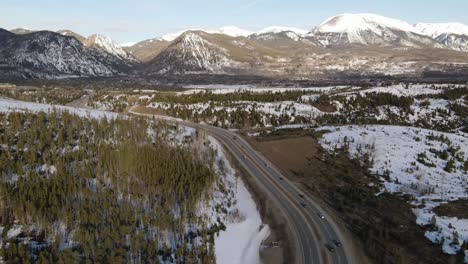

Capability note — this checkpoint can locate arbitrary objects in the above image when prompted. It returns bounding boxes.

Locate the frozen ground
[318,125,468,258]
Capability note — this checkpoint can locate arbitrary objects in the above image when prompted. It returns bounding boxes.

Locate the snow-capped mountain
[146,30,284,74]
[161,26,253,41]
[57,29,86,43]
[3,12,468,80]
[256,26,308,36]
[249,29,320,51]
[147,31,240,73]
[0,29,133,79]
[415,23,468,38]
[311,13,442,48]
[415,23,468,52]
[249,26,312,43]
[84,34,139,64]
[435,33,468,52]
[217,26,253,37]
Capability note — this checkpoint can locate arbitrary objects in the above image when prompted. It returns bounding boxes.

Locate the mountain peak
[84,34,137,62]
[256,26,308,36]
[314,13,418,35]
[217,26,253,37]
[415,22,468,38]
[310,13,442,48]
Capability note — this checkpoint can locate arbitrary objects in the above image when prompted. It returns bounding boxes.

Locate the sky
[2,0,468,43]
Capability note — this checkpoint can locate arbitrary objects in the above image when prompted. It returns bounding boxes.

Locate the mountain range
[2,13,468,81]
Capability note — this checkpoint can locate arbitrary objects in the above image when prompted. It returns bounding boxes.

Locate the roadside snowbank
[208,136,270,264]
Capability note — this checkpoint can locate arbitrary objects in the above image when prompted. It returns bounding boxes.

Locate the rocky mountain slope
[3,13,468,80]
[145,31,283,74]
[309,13,443,49]
[0,29,135,79]
[416,23,468,52]
[249,27,321,51]
[435,33,468,52]
[83,34,139,64]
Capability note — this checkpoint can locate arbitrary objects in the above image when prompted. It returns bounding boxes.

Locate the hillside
[0,29,135,79]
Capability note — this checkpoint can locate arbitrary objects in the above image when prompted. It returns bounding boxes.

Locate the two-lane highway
[129,107,354,264]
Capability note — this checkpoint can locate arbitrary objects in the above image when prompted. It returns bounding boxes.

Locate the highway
[130,108,355,264]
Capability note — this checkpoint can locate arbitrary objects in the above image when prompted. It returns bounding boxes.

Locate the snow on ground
[180,85,351,95]
[127,106,270,263]
[208,136,270,264]
[359,84,446,96]
[0,98,269,263]
[150,100,332,123]
[318,125,468,257]
[0,97,120,119]
[335,84,464,98]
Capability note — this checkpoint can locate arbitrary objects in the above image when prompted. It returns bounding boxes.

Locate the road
[129,107,355,264]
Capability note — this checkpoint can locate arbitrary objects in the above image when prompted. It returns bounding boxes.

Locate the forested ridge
[0,111,222,263]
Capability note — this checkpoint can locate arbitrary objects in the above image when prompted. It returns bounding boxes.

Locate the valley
[0,81,466,263]
[2,4,468,263]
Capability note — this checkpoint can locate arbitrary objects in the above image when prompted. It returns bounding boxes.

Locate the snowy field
[181,83,462,96]
[318,125,468,257]
[0,97,120,119]
[334,83,465,97]
[149,100,333,127]
[179,84,352,95]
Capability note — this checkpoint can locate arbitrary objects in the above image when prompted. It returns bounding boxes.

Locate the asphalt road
[129,108,355,264]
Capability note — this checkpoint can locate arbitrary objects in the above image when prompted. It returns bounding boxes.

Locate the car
[300,202,307,208]
[279,177,283,180]
[317,212,325,219]
[298,194,305,198]
[233,136,237,140]
[264,162,269,167]
[332,239,342,247]
[325,244,335,252]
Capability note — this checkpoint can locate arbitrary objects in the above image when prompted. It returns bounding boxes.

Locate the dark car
[298,194,305,198]
[279,177,283,180]
[332,239,342,247]
[300,202,307,208]
[325,244,335,252]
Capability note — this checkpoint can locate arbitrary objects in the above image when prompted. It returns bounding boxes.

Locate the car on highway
[232,136,237,140]
[264,162,269,167]
[325,244,335,253]
[279,177,283,180]
[298,194,305,198]
[332,239,342,247]
[317,212,325,219]
[300,202,307,208]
